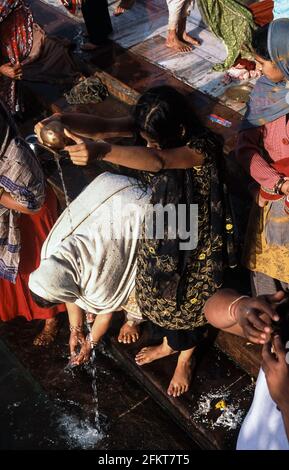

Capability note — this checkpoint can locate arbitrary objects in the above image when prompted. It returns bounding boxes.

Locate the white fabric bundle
[29,172,151,314]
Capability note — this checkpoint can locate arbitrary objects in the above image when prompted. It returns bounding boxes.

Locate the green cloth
[197,0,255,71]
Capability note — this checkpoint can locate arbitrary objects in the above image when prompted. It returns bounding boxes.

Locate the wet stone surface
[0,318,197,450]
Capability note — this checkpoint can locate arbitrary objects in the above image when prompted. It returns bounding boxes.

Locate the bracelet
[69,325,83,333]
[274,176,288,195]
[228,295,250,322]
[86,332,98,348]
[259,187,283,201]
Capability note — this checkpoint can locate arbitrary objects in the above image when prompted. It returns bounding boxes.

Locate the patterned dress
[136,133,235,330]
[197,0,255,70]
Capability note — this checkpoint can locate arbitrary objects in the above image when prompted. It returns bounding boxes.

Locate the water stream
[54,152,102,434]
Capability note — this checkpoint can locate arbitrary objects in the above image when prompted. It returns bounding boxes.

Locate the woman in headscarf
[0,100,64,345]
[29,171,151,364]
[60,0,112,50]
[0,0,82,113]
[35,86,235,396]
[236,19,289,307]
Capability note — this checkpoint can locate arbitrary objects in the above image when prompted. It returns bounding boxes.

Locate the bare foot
[135,337,176,365]
[33,317,58,347]
[166,31,192,53]
[167,356,195,398]
[118,321,140,344]
[114,0,135,16]
[182,32,200,47]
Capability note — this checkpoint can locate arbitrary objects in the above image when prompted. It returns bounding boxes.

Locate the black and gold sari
[136,132,235,330]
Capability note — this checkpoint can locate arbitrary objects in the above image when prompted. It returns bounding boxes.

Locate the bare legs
[166,10,200,52]
[135,336,196,397]
[118,320,140,344]
[167,347,195,397]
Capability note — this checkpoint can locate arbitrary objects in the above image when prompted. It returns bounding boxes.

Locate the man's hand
[262,335,289,410]
[0,62,22,80]
[233,291,284,344]
[34,113,62,144]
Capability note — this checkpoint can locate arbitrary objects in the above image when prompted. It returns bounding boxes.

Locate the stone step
[108,320,255,450]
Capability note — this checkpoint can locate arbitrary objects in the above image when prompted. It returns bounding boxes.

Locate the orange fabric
[249,0,274,27]
[0,184,65,321]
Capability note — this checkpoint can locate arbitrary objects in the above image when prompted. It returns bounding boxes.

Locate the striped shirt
[236,115,289,189]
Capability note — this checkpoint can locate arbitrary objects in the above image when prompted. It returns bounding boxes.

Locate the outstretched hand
[234,291,284,344]
[64,129,100,166]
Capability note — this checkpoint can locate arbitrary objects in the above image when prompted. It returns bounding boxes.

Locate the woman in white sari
[29,171,151,365]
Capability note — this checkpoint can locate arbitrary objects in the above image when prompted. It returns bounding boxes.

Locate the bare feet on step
[166,34,192,52]
[33,317,58,347]
[118,321,140,344]
[167,355,196,398]
[135,337,176,365]
[166,30,192,52]
[182,32,200,47]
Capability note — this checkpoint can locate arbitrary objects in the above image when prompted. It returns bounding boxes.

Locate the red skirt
[0,185,65,321]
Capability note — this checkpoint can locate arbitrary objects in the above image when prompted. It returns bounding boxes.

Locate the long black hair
[252,24,271,61]
[133,85,218,150]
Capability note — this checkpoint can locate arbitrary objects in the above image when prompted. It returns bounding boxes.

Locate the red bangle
[259,187,283,201]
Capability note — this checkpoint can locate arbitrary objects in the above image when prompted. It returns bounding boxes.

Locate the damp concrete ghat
[1,0,267,450]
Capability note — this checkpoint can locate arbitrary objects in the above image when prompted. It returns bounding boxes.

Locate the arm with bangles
[237,128,289,203]
[205,288,289,442]
[204,288,283,344]
[70,312,113,366]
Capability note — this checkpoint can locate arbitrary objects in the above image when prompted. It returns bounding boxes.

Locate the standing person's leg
[166,0,199,51]
[118,289,144,344]
[135,326,201,396]
[166,329,199,397]
[167,346,196,397]
[81,0,112,50]
[178,0,200,46]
